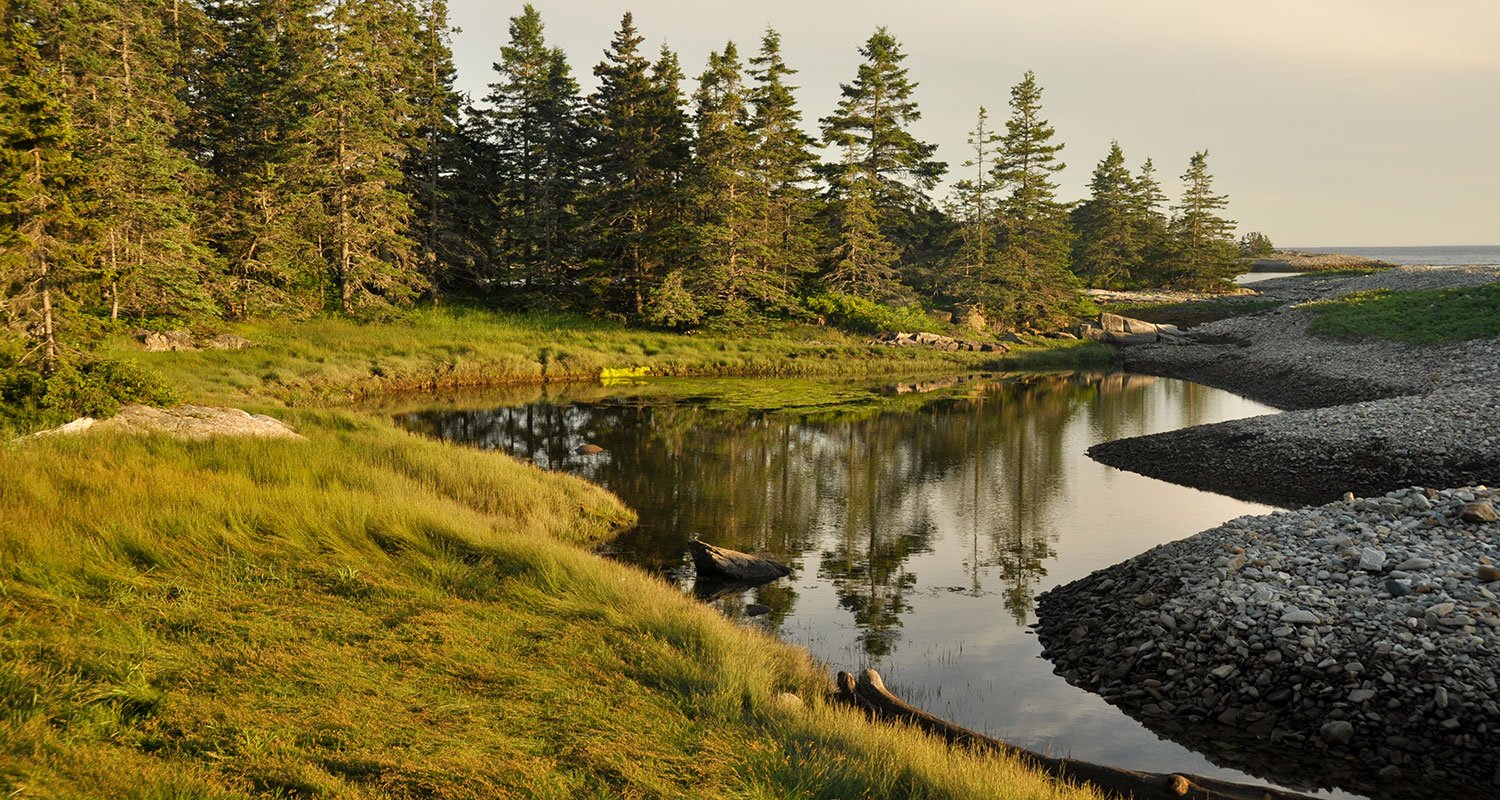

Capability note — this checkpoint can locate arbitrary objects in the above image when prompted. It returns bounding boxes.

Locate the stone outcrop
[27,405,304,441]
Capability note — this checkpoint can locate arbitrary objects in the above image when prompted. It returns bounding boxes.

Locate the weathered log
[836,668,1314,800]
[688,540,791,581]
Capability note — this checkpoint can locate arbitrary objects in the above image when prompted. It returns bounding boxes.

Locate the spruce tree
[1131,157,1170,284]
[586,15,690,318]
[947,106,1000,299]
[0,6,81,371]
[1070,141,1142,288]
[404,0,465,291]
[487,4,584,293]
[64,0,217,322]
[819,27,944,290]
[679,42,769,324]
[1164,150,1238,290]
[824,145,900,300]
[316,0,427,313]
[196,0,327,317]
[988,70,1078,328]
[746,28,819,302]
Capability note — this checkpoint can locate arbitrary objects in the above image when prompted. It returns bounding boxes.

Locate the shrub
[803,293,943,335]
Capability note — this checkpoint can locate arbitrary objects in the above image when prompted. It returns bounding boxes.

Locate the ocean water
[1290,245,1500,266]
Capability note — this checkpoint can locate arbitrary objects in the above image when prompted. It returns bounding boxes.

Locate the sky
[447,1,1500,247]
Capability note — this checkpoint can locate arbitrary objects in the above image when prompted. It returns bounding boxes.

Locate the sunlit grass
[1307,284,1500,344]
[1,408,1101,799]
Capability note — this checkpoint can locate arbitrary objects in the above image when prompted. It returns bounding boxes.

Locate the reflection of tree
[395,371,1200,656]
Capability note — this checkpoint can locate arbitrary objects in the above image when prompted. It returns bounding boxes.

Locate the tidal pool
[394,372,1359,797]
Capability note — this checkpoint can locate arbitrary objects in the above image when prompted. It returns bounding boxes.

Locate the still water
[394,373,1354,795]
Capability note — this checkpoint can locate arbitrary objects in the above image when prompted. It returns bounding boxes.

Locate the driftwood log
[836,669,1316,800]
[688,540,791,581]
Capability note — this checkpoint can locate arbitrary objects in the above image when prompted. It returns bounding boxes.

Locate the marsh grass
[99,308,1021,408]
[1307,284,1500,344]
[1,405,1101,799]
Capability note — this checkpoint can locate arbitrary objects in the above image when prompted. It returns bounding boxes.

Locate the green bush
[0,351,177,433]
[803,293,943,335]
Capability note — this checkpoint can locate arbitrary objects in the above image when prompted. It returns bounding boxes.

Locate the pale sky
[448,1,1500,247]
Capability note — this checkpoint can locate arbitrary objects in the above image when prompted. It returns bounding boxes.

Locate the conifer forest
[2,1,1250,382]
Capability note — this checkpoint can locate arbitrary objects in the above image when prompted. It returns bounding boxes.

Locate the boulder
[27,405,303,441]
[1098,313,1164,345]
[140,330,196,352]
[688,540,791,582]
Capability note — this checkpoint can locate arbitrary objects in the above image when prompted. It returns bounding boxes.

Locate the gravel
[1092,265,1500,506]
[1036,486,1500,799]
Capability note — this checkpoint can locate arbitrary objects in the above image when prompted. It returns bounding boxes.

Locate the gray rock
[1320,720,1355,745]
[1281,609,1321,625]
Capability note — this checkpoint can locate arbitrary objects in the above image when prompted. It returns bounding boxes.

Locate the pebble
[1036,485,1500,795]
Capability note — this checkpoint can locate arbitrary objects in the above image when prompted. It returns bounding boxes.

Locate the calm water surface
[395,373,1358,797]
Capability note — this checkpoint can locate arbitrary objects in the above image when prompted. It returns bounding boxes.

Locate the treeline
[2,1,1251,375]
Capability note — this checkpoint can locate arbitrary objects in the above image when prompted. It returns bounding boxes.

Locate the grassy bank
[101,308,1108,408]
[2,313,1111,798]
[1308,284,1500,344]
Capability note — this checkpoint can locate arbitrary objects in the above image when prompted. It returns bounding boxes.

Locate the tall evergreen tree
[678,42,776,324]
[746,28,819,301]
[1070,141,1142,288]
[1164,150,1238,290]
[987,70,1077,328]
[64,0,217,322]
[946,106,1000,298]
[315,0,427,312]
[0,5,82,371]
[487,4,584,293]
[819,28,944,211]
[196,0,326,317]
[585,15,690,318]
[1130,156,1170,284]
[403,0,465,291]
[819,27,944,288]
[824,144,900,300]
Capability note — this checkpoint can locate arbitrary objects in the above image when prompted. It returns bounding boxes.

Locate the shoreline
[1036,264,1500,797]
[1088,265,1500,507]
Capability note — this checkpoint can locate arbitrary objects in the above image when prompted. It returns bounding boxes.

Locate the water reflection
[395,372,1350,795]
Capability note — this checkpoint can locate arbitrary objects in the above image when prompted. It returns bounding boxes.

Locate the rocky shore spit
[1092,265,1500,506]
[1037,487,1500,798]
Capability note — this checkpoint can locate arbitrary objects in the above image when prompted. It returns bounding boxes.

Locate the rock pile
[1080,313,1186,345]
[871,331,1005,352]
[139,330,255,352]
[1037,486,1500,795]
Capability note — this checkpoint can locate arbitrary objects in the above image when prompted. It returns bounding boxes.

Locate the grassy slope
[3,314,1106,799]
[1307,284,1500,344]
[103,308,1107,407]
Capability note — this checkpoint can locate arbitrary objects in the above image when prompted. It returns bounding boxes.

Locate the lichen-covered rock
[27,405,304,441]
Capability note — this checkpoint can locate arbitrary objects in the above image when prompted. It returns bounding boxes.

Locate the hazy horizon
[448,1,1500,248]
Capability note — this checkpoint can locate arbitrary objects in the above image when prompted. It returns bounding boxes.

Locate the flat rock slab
[28,405,304,441]
[688,540,790,582]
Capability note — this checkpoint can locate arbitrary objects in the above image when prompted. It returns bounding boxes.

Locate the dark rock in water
[745,603,771,617]
[689,540,790,582]
[575,443,605,455]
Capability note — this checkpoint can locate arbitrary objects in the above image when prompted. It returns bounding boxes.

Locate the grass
[1307,284,1500,344]
[97,307,1107,408]
[0,311,1112,798]
[1099,297,1283,328]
